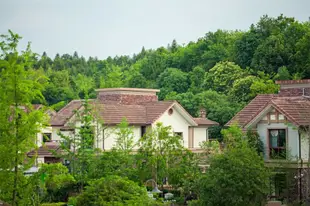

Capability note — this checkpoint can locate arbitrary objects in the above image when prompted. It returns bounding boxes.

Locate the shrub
[74,176,160,206]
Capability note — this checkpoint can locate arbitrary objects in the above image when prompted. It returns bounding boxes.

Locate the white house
[227,79,310,200]
[31,88,218,163]
[227,79,310,163]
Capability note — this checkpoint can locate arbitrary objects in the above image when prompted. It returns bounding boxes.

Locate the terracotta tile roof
[271,97,310,126]
[227,94,310,128]
[142,101,175,124]
[97,103,147,125]
[28,142,61,157]
[50,100,84,126]
[193,118,219,126]
[51,100,175,126]
[226,94,275,127]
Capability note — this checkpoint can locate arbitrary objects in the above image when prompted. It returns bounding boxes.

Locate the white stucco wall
[37,157,45,165]
[193,127,208,148]
[36,127,53,147]
[155,106,191,148]
[100,126,142,150]
[51,105,195,150]
[256,123,300,160]
[301,133,309,160]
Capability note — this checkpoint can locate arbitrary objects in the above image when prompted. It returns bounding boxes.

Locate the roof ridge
[148,101,175,124]
[226,94,275,127]
[56,100,82,114]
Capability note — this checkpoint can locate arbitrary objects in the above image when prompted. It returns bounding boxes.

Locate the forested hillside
[30,15,310,138]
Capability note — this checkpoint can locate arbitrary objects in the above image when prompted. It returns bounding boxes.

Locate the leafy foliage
[199,126,270,206]
[73,176,158,206]
[0,30,48,206]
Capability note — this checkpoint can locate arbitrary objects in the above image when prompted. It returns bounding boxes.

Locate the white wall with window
[256,123,299,160]
[156,106,191,148]
[37,126,52,147]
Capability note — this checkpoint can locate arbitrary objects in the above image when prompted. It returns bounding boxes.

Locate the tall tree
[0,30,47,205]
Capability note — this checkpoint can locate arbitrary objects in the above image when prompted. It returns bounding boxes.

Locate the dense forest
[30,15,310,138]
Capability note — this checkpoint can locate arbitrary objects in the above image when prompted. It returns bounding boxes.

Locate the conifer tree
[0,30,47,205]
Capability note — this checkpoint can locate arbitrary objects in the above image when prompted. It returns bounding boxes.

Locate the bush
[73,176,160,206]
[199,145,270,206]
[40,203,66,206]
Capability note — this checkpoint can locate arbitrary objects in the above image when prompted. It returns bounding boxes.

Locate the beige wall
[193,127,208,148]
[155,105,191,148]
[256,122,300,160]
[36,126,53,147]
[99,126,142,150]
[47,105,202,150]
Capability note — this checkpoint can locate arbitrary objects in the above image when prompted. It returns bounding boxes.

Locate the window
[174,132,183,137]
[168,108,173,115]
[269,129,286,159]
[141,126,146,137]
[43,133,52,143]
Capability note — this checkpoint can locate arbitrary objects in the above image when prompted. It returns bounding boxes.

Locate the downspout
[299,130,303,202]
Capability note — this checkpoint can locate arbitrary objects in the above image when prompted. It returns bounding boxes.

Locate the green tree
[73,176,158,206]
[137,123,193,189]
[189,66,205,93]
[113,118,135,153]
[73,73,95,98]
[275,66,291,80]
[30,163,75,203]
[157,68,189,99]
[0,30,48,206]
[250,72,279,97]
[204,61,246,93]
[199,126,270,206]
[88,149,139,182]
[58,97,100,191]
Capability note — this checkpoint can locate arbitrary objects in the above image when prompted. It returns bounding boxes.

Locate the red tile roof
[51,100,176,126]
[193,118,219,126]
[227,94,310,128]
[271,97,310,126]
[28,142,61,157]
[50,100,84,126]
[51,99,218,127]
[226,94,275,127]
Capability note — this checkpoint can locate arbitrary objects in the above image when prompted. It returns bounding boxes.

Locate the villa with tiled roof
[227,79,310,162]
[32,88,218,164]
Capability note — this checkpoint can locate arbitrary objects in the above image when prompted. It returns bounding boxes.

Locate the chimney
[276,79,310,97]
[96,88,160,105]
[200,108,206,118]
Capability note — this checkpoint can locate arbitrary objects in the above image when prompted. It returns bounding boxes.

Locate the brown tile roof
[28,142,61,157]
[227,94,310,128]
[271,97,310,126]
[50,100,84,126]
[226,94,275,127]
[97,103,147,125]
[193,118,219,126]
[142,101,175,124]
[51,100,176,126]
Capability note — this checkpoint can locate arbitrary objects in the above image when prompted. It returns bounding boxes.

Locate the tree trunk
[12,126,19,206]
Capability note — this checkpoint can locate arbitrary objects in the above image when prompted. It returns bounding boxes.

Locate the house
[227,79,310,162]
[33,88,218,163]
[227,79,310,201]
